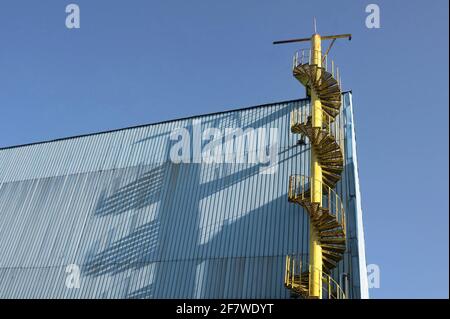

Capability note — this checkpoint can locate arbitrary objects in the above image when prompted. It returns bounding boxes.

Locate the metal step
[320,237,346,244]
[321,244,346,253]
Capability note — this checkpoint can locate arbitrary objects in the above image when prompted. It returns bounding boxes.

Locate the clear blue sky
[0,0,448,298]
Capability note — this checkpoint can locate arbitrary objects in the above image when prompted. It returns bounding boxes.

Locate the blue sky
[0,0,448,298]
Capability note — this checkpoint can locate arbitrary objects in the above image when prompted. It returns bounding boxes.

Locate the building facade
[0,92,368,298]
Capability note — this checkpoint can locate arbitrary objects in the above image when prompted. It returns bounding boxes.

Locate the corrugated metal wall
[0,93,366,298]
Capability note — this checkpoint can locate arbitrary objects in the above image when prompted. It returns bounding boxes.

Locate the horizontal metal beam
[321,34,352,41]
[273,37,311,45]
[273,34,351,45]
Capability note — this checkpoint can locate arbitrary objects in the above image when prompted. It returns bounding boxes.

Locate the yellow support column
[309,33,323,299]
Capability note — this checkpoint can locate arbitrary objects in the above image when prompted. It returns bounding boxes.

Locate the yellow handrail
[293,49,341,84]
[288,175,346,234]
[284,255,347,299]
[290,104,345,153]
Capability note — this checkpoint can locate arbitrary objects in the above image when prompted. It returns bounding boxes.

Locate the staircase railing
[285,255,347,299]
[290,103,345,153]
[288,175,346,236]
[293,49,342,86]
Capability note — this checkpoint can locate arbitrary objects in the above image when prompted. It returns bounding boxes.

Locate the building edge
[345,92,369,298]
[0,92,353,151]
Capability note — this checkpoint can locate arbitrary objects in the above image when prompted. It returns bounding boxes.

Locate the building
[0,91,368,299]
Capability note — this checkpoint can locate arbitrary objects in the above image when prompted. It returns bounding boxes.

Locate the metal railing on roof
[293,49,342,87]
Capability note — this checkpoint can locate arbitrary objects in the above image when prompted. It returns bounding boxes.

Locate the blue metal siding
[0,94,366,298]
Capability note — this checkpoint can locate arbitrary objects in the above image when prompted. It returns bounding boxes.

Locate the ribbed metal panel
[0,94,366,298]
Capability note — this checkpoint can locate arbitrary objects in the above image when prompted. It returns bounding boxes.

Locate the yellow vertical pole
[285,256,288,285]
[309,33,323,299]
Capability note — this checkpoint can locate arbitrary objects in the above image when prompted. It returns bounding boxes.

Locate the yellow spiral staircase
[281,33,350,299]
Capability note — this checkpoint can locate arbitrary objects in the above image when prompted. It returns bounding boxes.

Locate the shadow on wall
[94,165,165,217]
[82,104,315,298]
[83,220,160,276]
[83,163,303,298]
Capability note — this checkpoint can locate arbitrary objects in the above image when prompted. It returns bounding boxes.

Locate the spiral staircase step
[322,244,346,253]
[322,250,342,261]
[318,222,341,232]
[322,170,342,180]
[320,237,346,244]
[319,230,346,237]
[322,167,344,175]
[323,256,338,269]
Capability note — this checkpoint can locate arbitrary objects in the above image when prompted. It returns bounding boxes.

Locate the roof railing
[293,49,342,87]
